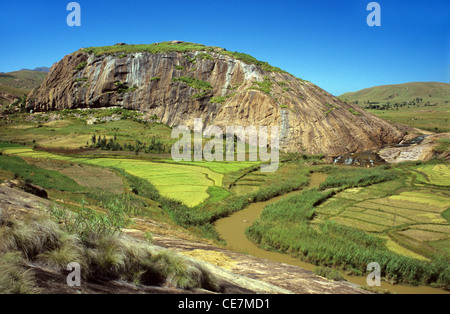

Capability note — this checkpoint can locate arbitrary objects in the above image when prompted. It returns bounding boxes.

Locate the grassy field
[0,154,84,193]
[0,110,262,206]
[339,82,450,132]
[366,106,450,133]
[0,141,304,240]
[0,145,254,207]
[340,82,450,106]
[25,158,125,194]
[0,112,176,150]
[0,70,47,89]
[1,142,449,289]
[0,84,29,106]
[1,109,449,290]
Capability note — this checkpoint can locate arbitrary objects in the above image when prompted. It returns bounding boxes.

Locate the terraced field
[0,146,256,207]
[227,162,311,195]
[315,165,450,260]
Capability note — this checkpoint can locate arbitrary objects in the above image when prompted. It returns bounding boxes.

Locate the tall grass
[0,252,40,294]
[319,166,398,190]
[48,199,127,243]
[0,209,221,293]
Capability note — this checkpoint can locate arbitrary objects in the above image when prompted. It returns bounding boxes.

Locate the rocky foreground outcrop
[0,184,368,294]
[378,133,450,163]
[27,42,404,155]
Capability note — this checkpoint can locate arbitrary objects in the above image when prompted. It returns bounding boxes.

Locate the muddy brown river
[215,172,448,294]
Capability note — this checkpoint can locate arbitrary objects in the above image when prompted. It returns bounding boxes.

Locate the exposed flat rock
[378,133,450,163]
[150,233,369,294]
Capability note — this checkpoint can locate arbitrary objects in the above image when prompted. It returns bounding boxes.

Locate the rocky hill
[26,42,404,156]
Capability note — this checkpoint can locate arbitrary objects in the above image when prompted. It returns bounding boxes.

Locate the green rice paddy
[0,145,256,207]
[315,166,450,260]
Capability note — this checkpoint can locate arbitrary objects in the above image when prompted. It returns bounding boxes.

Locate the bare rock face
[1,179,48,199]
[27,46,405,155]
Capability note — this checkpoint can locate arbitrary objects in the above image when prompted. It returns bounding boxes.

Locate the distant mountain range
[20,67,50,73]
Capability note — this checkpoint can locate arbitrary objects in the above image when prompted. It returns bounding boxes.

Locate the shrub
[348,108,361,116]
[76,62,87,71]
[82,42,288,74]
[38,233,84,271]
[146,250,219,290]
[172,76,212,91]
[191,91,210,100]
[183,55,196,63]
[48,199,127,242]
[209,96,226,104]
[209,92,236,104]
[196,53,213,61]
[221,51,287,73]
[114,82,138,94]
[248,76,273,95]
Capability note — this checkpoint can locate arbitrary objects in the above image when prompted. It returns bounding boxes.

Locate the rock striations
[26,42,405,156]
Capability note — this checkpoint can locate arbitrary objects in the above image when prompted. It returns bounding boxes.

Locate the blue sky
[0,0,448,95]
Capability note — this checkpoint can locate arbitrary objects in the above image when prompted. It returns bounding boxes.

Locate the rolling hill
[340,82,450,106]
[340,82,450,132]
[0,69,48,106]
[0,69,48,89]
